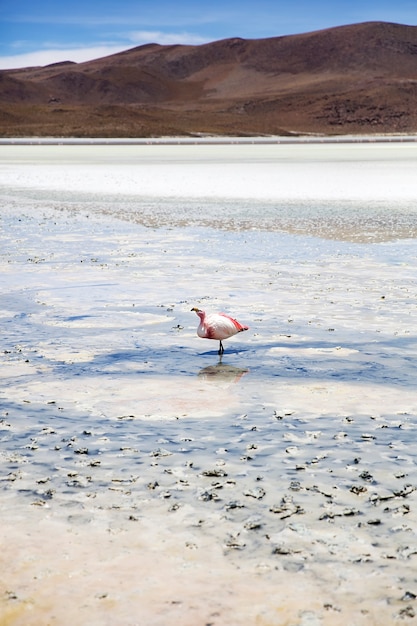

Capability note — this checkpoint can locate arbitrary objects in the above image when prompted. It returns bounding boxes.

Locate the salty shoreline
[1,133,417,145]
[1,143,417,624]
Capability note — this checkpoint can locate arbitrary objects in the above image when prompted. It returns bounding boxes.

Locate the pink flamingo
[191,307,249,355]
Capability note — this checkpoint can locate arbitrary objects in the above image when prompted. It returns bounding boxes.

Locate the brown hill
[1,21,417,137]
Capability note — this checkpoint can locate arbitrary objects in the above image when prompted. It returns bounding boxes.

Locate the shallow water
[1,143,417,625]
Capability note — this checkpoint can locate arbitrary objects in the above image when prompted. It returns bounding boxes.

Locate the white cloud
[0,46,130,70]
[0,31,211,70]
[127,30,209,46]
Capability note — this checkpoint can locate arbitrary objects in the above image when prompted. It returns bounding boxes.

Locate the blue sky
[1,0,416,70]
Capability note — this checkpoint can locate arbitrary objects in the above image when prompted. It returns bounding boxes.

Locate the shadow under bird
[191,307,249,355]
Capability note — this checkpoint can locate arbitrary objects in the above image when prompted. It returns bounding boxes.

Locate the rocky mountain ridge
[1,21,417,136]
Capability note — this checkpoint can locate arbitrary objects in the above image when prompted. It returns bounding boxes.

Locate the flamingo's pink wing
[219,313,249,332]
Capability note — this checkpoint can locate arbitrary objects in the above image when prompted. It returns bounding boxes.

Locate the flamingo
[191,307,249,355]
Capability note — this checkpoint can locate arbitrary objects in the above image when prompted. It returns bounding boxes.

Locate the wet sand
[1,143,417,625]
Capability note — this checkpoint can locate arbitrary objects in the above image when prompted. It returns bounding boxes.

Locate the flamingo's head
[191,307,205,320]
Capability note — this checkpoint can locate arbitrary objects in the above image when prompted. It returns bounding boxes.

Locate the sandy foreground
[1,142,417,625]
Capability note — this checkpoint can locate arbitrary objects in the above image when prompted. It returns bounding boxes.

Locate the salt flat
[1,142,417,625]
